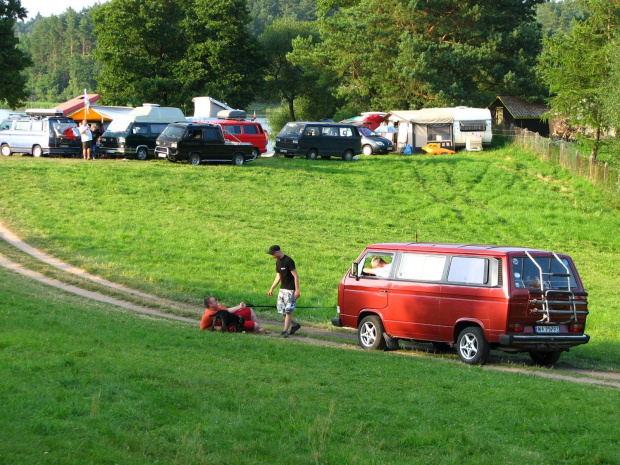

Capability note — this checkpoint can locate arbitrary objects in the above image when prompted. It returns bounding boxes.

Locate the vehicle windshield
[280,122,305,135]
[105,118,132,133]
[511,256,578,290]
[159,125,185,140]
[358,127,375,136]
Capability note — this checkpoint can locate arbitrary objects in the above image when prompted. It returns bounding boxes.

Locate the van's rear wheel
[457,326,490,365]
[342,149,354,161]
[529,350,561,367]
[189,153,201,165]
[32,145,43,157]
[251,147,259,158]
[1,144,12,157]
[232,153,245,166]
[307,149,318,160]
[136,147,148,160]
[358,315,387,350]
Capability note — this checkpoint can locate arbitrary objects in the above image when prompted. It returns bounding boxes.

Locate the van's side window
[447,257,488,285]
[203,127,219,141]
[133,125,148,134]
[150,124,168,134]
[339,127,353,137]
[397,253,446,281]
[225,125,242,135]
[244,125,259,134]
[359,253,394,278]
[305,126,320,137]
[321,127,336,137]
[31,121,44,132]
[15,121,30,131]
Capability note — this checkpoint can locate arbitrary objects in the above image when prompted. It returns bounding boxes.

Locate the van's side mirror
[350,262,359,278]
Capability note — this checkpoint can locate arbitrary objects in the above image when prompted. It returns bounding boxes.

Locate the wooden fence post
[589,157,595,182]
[604,162,609,185]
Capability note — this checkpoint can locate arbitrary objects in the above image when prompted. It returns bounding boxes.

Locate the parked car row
[1,106,397,165]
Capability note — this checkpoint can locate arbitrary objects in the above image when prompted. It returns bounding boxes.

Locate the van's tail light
[508,323,524,332]
[569,323,584,333]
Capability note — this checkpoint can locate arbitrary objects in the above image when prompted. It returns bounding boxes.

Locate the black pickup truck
[155,122,256,165]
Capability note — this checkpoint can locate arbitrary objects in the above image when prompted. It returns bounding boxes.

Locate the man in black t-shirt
[267,245,301,337]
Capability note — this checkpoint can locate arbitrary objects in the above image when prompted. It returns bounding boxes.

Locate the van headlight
[170,143,177,148]
[118,137,125,145]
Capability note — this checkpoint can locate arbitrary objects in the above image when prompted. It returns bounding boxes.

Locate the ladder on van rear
[524,251,589,324]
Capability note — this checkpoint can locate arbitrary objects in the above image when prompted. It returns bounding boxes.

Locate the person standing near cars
[267,245,301,338]
[79,119,92,160]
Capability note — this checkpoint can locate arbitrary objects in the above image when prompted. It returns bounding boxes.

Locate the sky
[20,0,111,20]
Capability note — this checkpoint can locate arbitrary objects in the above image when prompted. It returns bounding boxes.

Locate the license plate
[535,325,560,334]
[280,149,287,153]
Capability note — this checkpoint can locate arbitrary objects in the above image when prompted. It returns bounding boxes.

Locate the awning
[68,105,134,122]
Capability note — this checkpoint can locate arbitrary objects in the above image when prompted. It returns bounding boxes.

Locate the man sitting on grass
[200,296,270,334]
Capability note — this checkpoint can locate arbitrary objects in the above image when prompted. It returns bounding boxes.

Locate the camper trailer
[385,107,492,153]
[99,104,185,160]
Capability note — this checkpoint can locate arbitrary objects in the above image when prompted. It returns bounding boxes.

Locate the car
[357,126,394,155]
[155,122,256,165]
[274,121,362,161]
[0,109,81,157]
[421,143,456,154]
[333,242,590,365]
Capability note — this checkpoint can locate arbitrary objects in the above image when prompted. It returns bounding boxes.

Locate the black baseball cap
[267,245,281,255]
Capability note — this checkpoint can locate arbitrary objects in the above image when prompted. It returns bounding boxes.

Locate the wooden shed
[487,96,550,136]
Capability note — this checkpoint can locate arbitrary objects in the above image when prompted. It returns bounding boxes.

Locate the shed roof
[488,96,549,119]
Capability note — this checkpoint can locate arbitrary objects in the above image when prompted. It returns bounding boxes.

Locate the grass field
[1,266,619,465]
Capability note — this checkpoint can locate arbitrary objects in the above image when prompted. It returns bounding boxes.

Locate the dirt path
[1,220,618,389]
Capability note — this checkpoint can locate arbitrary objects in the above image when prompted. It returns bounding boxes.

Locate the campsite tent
[385,107,492,152]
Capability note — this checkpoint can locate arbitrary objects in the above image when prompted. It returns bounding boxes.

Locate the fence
[494,128,620,192]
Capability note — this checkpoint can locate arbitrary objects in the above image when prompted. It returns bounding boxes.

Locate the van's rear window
[511,256,578,290]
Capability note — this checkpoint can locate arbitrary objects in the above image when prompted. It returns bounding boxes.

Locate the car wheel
[189,153,201,165]
[362,145,373,156]
[529,350,562,367]
[457,326,490,365]
[136,147,148,160]
[342,149,354,161]
[1,144,12,157]
[251,147,259,158]
[32,145,43,157]
[232,153,245,166]
[358,315,387,350]
[307,149,318,160]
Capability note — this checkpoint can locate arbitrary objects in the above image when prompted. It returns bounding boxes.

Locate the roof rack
[25,109,64,117]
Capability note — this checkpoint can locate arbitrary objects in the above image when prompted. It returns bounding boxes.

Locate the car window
[15,121,31,131]
[339,127,354,137]
[203,127,219,141]
[133,125,148,134]
[243,125,259,135]
[397,253,446,281]
[303,126,320,136]
[224,125,242,135]
[149,124,168,134]
[321,126,337,136]
[31,120,44,132]
[187,129,203,139]
[447,257,488,285]
[160,125,185,139]
[511,256,577,290]
[359,252,394,279]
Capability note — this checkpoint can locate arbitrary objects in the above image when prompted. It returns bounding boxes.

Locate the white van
[99,104,185,160]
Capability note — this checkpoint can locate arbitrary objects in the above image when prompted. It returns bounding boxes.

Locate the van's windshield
[106,118,132,133]
[280,122,305,135]
[511,256,578,290]
[159,125,185,140]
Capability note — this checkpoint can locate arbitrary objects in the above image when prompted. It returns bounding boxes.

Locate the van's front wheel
[136,147,148,160]
[307,149,318,160]
[1,144,12,157]
[358,315,387,350]
[457,326,490,365]
[189,153,201,165]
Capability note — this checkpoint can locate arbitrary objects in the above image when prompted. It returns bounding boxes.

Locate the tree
[95,0,265,110]
[0,0,31,107]
[292,0,545,113]
[259,18,319,120]
[538,0,620,159]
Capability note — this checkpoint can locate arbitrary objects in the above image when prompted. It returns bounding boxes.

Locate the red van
[216,119,268,157]
[333,243,590,365]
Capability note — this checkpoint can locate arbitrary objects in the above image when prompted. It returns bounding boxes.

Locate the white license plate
[280,149,287,153]
[535,325,560,334]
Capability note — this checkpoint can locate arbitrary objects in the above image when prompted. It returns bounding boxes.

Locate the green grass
[1,266,619,465]
[0,148,619,370]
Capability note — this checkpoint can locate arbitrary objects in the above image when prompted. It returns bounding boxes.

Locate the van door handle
[380,289,388,293]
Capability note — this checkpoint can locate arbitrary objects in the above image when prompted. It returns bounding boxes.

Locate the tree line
[1,0,619,152]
